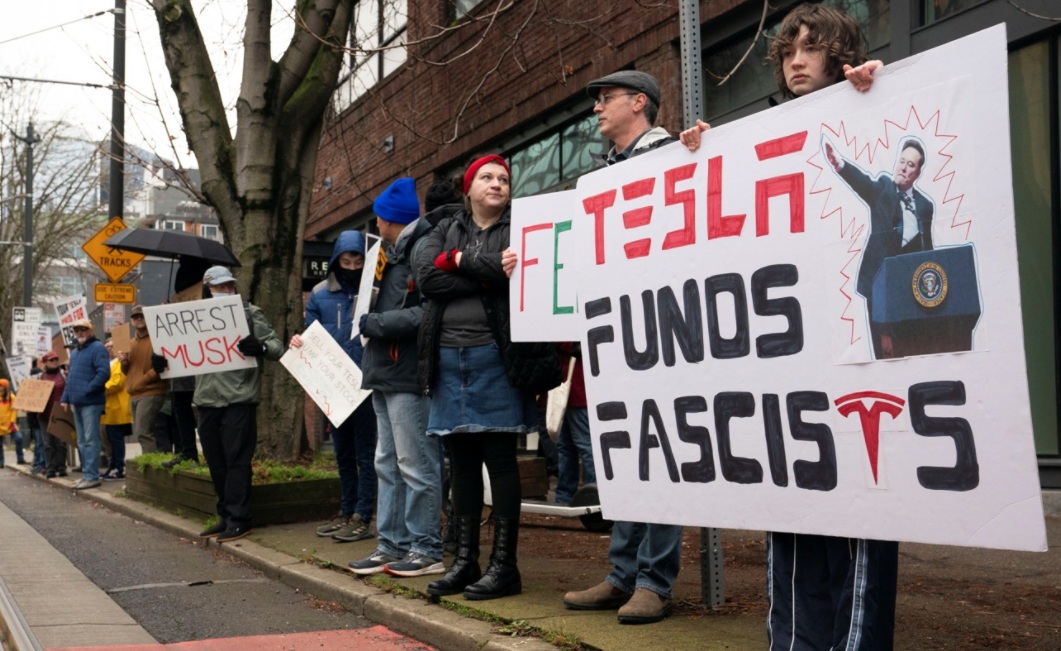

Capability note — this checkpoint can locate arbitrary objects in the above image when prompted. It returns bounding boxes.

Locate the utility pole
[12,123,41,307]
[108,0,126,220]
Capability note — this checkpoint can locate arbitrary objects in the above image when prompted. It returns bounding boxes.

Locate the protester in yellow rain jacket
[101,339,132,480]
[0,378,23,468]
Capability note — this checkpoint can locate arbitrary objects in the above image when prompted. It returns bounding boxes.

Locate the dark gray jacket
[360,217,434,393]
[415,208,511,394]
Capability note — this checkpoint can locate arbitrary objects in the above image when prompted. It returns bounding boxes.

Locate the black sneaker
[347,550,402,575]
[199,521,227,538]
[216,526,252,543]
[103,469,125,481]
[383,552,445,577]
[332,514,372,542]
[315,514,347,537]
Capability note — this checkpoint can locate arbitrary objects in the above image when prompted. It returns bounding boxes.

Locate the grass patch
[133,452,339,484]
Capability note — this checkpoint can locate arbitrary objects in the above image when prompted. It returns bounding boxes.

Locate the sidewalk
[0,481,156,650]
[4,460,1060,651]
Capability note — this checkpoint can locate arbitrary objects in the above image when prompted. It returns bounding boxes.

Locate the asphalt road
[0,472,372,645]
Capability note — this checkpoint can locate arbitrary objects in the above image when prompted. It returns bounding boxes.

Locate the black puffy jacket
[415,208,512,394]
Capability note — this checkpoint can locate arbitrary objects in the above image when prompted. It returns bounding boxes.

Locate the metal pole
[108,0,126,220]
[679,0,725,609]
[22,123,36,308]
[679,0,704,128]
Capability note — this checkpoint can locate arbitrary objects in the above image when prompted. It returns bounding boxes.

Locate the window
[921,0,981,25]
[58,276,84,297]
[333,1,408,113]
[452,0,487,21]
[1008,37,1059,455]
[508,114,603,198]
[160,220,185,231]
[200,224,219,241]
[702,0,889,122]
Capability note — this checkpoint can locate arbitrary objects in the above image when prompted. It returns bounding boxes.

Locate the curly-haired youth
[767,3,868,99]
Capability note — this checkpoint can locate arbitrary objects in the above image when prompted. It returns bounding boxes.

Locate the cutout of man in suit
[826,138,934,357]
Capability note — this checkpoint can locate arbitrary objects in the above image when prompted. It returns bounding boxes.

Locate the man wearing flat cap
[60,318,110,489]
[188,266,284,543]
[121,304,169,455]
[562,69,683,625]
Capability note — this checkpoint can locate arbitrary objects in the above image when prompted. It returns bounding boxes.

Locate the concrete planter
[125,464,341,525]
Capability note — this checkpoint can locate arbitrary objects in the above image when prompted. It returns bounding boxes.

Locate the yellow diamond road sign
[95,283,136,304]
[82,217,145,282]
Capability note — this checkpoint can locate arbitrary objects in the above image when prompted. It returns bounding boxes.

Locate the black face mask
[335,267,363,288]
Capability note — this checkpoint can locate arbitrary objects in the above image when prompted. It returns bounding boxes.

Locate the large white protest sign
[54,295,87,347]
[510,191,582,342]
[353,234,382,343]
[4,356,31,392]
[282,320,371,427]
[143,295,257,379]
[513,26,1045,552]
[12,307,42,357]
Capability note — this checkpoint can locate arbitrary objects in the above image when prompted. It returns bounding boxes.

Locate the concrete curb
[17,467,557,651]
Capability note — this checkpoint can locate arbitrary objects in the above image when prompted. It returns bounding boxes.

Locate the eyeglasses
[594,92,638,107]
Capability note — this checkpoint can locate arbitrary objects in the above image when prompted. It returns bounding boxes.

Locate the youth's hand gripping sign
[143,295,257,379]
[511,26,1046,552]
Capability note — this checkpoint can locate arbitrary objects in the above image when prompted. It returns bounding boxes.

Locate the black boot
[427,516,481,596]
[463,517,521,601]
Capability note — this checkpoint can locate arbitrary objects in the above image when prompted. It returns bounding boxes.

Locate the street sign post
[94,283,136,304]
[82,217,145,282]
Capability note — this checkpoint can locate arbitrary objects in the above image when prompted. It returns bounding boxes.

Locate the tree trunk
[151,0,352,460]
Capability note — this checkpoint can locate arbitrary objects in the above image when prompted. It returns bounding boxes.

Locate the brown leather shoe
[563,580,631,610]
[616,588,673,624]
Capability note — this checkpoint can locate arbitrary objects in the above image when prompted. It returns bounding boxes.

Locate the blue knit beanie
[373,177,420,225]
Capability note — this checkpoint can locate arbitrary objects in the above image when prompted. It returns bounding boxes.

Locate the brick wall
[308,0,745,238]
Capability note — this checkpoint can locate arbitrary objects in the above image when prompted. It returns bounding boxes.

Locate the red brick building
[308,0,1061,480]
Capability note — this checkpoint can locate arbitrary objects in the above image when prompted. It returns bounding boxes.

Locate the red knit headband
[463,154,510,194]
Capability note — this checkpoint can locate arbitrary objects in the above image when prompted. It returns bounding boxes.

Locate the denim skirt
[428,343,536,436]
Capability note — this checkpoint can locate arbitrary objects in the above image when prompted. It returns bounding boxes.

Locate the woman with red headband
[416,154,560,601]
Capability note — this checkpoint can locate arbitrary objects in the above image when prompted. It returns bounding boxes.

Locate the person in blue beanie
[347,177,446,578]
[292,230,379,543]
[60,319,110,490]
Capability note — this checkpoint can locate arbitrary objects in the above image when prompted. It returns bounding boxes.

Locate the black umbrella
[103,227,241,267]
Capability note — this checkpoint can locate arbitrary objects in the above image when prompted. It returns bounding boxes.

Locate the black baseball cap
[586,70,661,106]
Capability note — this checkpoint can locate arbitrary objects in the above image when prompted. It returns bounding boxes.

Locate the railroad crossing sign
[82,217,145,282]
[94,283,136,304]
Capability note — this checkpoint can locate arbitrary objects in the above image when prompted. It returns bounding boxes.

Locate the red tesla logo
[834,391,906,484]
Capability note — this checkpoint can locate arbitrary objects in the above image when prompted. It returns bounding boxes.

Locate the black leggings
[446,432,521,521]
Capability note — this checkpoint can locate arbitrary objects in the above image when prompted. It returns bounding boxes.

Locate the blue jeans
[105,423,131,475]
[333,399,377,521]
[72,403,104,481]
[373,391,442,559]
[554,407,595,505]
[607,521,683,599]
[29,419,45,470]
[0,430,17,465]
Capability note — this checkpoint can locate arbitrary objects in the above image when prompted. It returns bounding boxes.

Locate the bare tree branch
[1006,0,1061,21]
[712,0,770,86]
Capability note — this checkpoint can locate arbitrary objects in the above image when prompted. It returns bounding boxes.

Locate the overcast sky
[0,1,292,169]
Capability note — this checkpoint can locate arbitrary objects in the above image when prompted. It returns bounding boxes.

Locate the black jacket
[360,217,435,393]
[415,208,512,394]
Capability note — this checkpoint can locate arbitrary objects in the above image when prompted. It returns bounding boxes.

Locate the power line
[0,9,116,47]
[0,74,114,90]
